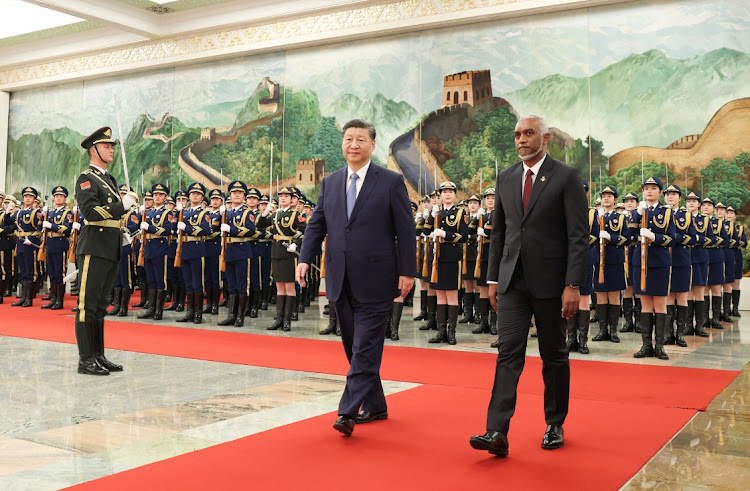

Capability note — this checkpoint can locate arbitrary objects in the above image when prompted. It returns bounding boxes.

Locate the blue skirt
[734,249,744,279]
[691,262,708,288]
[670,265,691,293]
[707,260,724,286]
[431,261,461,291]
[724,257,735,283]
[634,266,670,297]
[595,263,626,292]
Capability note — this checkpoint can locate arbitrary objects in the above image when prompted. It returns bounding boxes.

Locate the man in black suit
[297,119,416,436]
[469,115,588,456]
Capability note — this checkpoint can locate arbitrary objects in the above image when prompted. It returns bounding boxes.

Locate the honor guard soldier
[726,205,745,316]
[218,180,256,327]
[460,194,481,325]
[663,184,695,346]
[165,191,187,312]
[137,183,174,321]
[629,177,675,360]
[291,188,310,317]
[715,202,735,323]
[175,182,211,324]
[12,187,43,307]
[41,186,74,310]
[257,186,304,331]
[74,127,138,375]
[412,195,431,322]
[425,181,470,345]
[419,191,440,332]
[686,192,711,337]
[476,188,497,342]
[593,185,628,344]
[257,194,274,311]
[702,197,727,329]
[108,184,139,317]
[132,190,153,309]
[243,187,263,318]
[202,188,224,315]
[620,192,640,333]
[1,194,17,302]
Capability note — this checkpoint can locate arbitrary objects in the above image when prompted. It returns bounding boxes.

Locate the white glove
[431,204,440,217]
[599,230,611,241]
[43,220,52,229]
[72,222,81,231]
[220,223,231,233]
[121,192,137,210]
[696,235,700,243]
[262,208,271,217]
[176,203,184,212]
[139,204,146,214]
[219,205,226,214]
[42,206,48,214]
[478,207,485,215]
[177,221,186,231]
[72,206,78,214]
[477,227,487,237]
[640,228,655,241]
[140,221,150,231]
[286,243,297,253]
[433,229,447,238]
[637,200,648,214]
[24,238,32,246]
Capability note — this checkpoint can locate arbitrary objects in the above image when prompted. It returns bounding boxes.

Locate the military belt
[18,231,42,237]
[85,219,121,229]
[273,234,295,241]
[182,236,205,242]
[48,232,67,238]
[145,234,168,240]
[227,237,252,243]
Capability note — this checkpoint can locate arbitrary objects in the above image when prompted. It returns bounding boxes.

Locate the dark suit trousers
[334,274,392,417]
[486,260,570,433]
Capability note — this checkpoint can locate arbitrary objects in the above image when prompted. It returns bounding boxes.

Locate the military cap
[118,184,130,193]
[726,205,736,212]
[664,184,682,196]
[3,195,12,203]
[278,186,294,196]
[303,201,313,208]
[582,180,589,192]
[422,195,431,203]
[224,194,231,202]
[166,195,175,204]
[685,191,701,201]
[259,194,270,204]
[290,187,302,198]
[246,187,261,199]
[715,201,727,209]
[228,180,247,194]
[208,188,223,200]
[22,186,38,198]
[271,198,279,206]
[623,192,638,201]
[410,201,418,211]
[152,183,170,195]
[701,197,715,206]
[600,185,618,198]
[438,181,457,191]
[143,190,154,200]
[81,126,117,149]
[615,202,625,210]
[187,182,207,196]
[483,187,496,197]
[467,194,481,203]
[174,190,188,200]
[595,197,601,205]
[642,176,663,190]
[52,185,68,197]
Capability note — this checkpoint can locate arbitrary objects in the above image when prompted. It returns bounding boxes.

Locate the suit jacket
[487,157,588,298]
[299,163,417,303]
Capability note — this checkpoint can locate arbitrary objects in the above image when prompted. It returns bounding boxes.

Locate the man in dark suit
[469,115,588,456]
[297,119,416,436]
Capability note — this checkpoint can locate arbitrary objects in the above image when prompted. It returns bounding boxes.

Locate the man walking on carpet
[297,119,416,437]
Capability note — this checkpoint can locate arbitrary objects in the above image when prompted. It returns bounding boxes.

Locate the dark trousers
[145,256,167,290]
[487,261,570,434]
[114,247,133,289]
[47,250,67,285]
[334,275,392,417]
[181,257,204,294]
[225,258,249,296]
[76,254,119,322]
[204,255,220,289]
[17,249,35,282]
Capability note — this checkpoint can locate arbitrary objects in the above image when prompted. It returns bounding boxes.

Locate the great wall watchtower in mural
[442,70,493,108]
[296,158,325,187]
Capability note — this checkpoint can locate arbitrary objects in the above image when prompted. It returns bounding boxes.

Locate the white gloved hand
[478,207,485,215]
[428,232,435,240]
[477,227,487,237]
[637,200,648,214]
[431,204,440,216]
[176,203,184,212]
[286,243,297,253]
[42,206,48,214]
[24,238,32,246]
[177,221,186,231]
[433,229,447,238]
[43,220,52,229]
[220,223,231,233]
[695,235,700,243]
[219,205,226,214]
[72,222,81,231]
[121,192,137,210]
[139,204,146,214]
[262,208,271,217]
[72,205,78,214]
[140,221,150,231]
[599,230,611,241]
[640,228,655,241]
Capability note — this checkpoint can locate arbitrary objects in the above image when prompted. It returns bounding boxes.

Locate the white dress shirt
[521,154,547,194]
[346,161,371,199]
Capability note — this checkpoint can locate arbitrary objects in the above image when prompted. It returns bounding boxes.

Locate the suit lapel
[347,163,380,224]
[523,158,555,222]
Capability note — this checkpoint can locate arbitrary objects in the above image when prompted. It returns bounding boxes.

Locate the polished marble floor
[1,293,748,490]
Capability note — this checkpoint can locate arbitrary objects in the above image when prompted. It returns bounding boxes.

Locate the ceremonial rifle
[598,212,606,283]
[174,207,185,267]
[431,207,440,283]
[219,211,227,272]
[474,214,484,278]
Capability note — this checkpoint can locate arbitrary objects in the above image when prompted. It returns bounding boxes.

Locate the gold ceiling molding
[0,0,610,90]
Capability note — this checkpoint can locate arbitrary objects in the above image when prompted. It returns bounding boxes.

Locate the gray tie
[347,173,359,219]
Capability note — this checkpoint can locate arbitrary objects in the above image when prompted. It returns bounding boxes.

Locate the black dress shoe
[333,415,355,436]
[97,356,123,372]
[469,431,508,457]
[355,410,388,424]
[78,358,109,376]
[541,425,564,449]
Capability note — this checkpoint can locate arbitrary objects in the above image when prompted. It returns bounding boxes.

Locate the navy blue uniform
[15,207,43,282]
[114,207,140,289]
[707,217,726,286]
[734,223,746,279]
[425,205,470,291]
[143,206,173,290]
[721,218,736,284]
[225,204,256,296]
[669,208,695,293]
[690,213,712,287]
[629,205,676,296]
[178,206,211,294]
[44,206,74,286]
[582,208,600,296]
[204,209,222,290]
[595,210,627,293]
[1,207,17,292]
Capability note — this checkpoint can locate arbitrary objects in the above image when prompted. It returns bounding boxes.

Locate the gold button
[99,228,103,232]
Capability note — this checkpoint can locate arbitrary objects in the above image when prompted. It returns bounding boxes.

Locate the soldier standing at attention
[132,190,153,309]
[107,184,140,317]
[685,192,711,337]
[202,188,224,315]
[702,197,727,330]
[11,187,43,308]
[137,183,173,321]
[41,186,74,310]
[74,127,138,375]
[620,192,640,333]
[726,205,745,317]
[715,202,735,323]
[0,194,17,302]
[257,194,274,311]
[176,182,211,324]
[460,194,481,325]
[663,185,695,346]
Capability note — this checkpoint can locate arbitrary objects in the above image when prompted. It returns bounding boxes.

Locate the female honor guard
[132,191,154,309]
[257,195,274,311]
[11,187,42,307]
[630,177,675,360]
[257,186,305,332]
[593,185,628,344]
[413,195,431,322]
[218,180,256,328]
[202,189,224,315]
[41,186,74,310]
[702,197,727,329]
[137,183,173,321]
[108,184,140,317]
[686,191,711,337]
[727,205,745,317]
[460,194,481,324]
[175,182,211,324]
[476,188,499,347]
[0,195,16,302]
[715,202,735,323]
[425,181,469,345]
[620,192,640,333]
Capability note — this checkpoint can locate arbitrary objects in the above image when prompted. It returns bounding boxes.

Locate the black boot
[620,298,635,332]
[176,285,186,312]
[664,305,675,345]
[106,288,122,315]
[589,295,598,323]
[419,296,437,330]
[634,297,642,333]
[592,303,609,341]
[675,305,688,347]
[41,284,57,309]
[75,318,108,376]
[249,290,261,318]
[133,284,148,308]
[578,310,590,354]
[721,292,733,322]
[566,311,578,352]
[404,285,414,307]
[291,295,299,321]
[414,290,428,320]
[269,288,276,305]
[211,287,220,315]
[684,300,695,336]
[202,287,213,314]
[633,313,654,358]
[320,301,337,335]
[218,295,238,326]
[153,290,167,320]
[52,284,65,310]
[164,285,178,311]
[11,281,27,306]
[94,318,123,372]
[472,298,490,334]
[693,300,709,337]
[473,292,481,324]
[710,295,723,329]
[176,293,195,322]
[297,289,306,313]
[703,295,711,328]
[428,304,447,343]
[118,289,131,317]
[192,294,203,324]
[219,284,229,307]
[268,296,285,330]
[235,296,248,327]
[137,288,158,319]
[283,295,295,331]
[654,313,669,360]
[731,290,741,317]
[385,314,392,340]
[447,305,459,345]
[459,293,475,323]
[489,309,498,335]
[391,302,403,341]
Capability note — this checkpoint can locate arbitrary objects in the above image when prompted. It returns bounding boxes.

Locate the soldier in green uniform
[74,127,138,375]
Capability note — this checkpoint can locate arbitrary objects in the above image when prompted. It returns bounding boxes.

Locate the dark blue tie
[347,173,359,219]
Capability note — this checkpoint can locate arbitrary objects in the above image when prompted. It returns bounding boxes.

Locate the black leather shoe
[333,415,355,436]
[469,431,508,457]
[78,358,109,376]
[355,410,388,424]
[97,356,123,372]
[541,425,564,449]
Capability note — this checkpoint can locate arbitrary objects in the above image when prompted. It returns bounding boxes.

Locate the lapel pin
[540,176,547,182]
